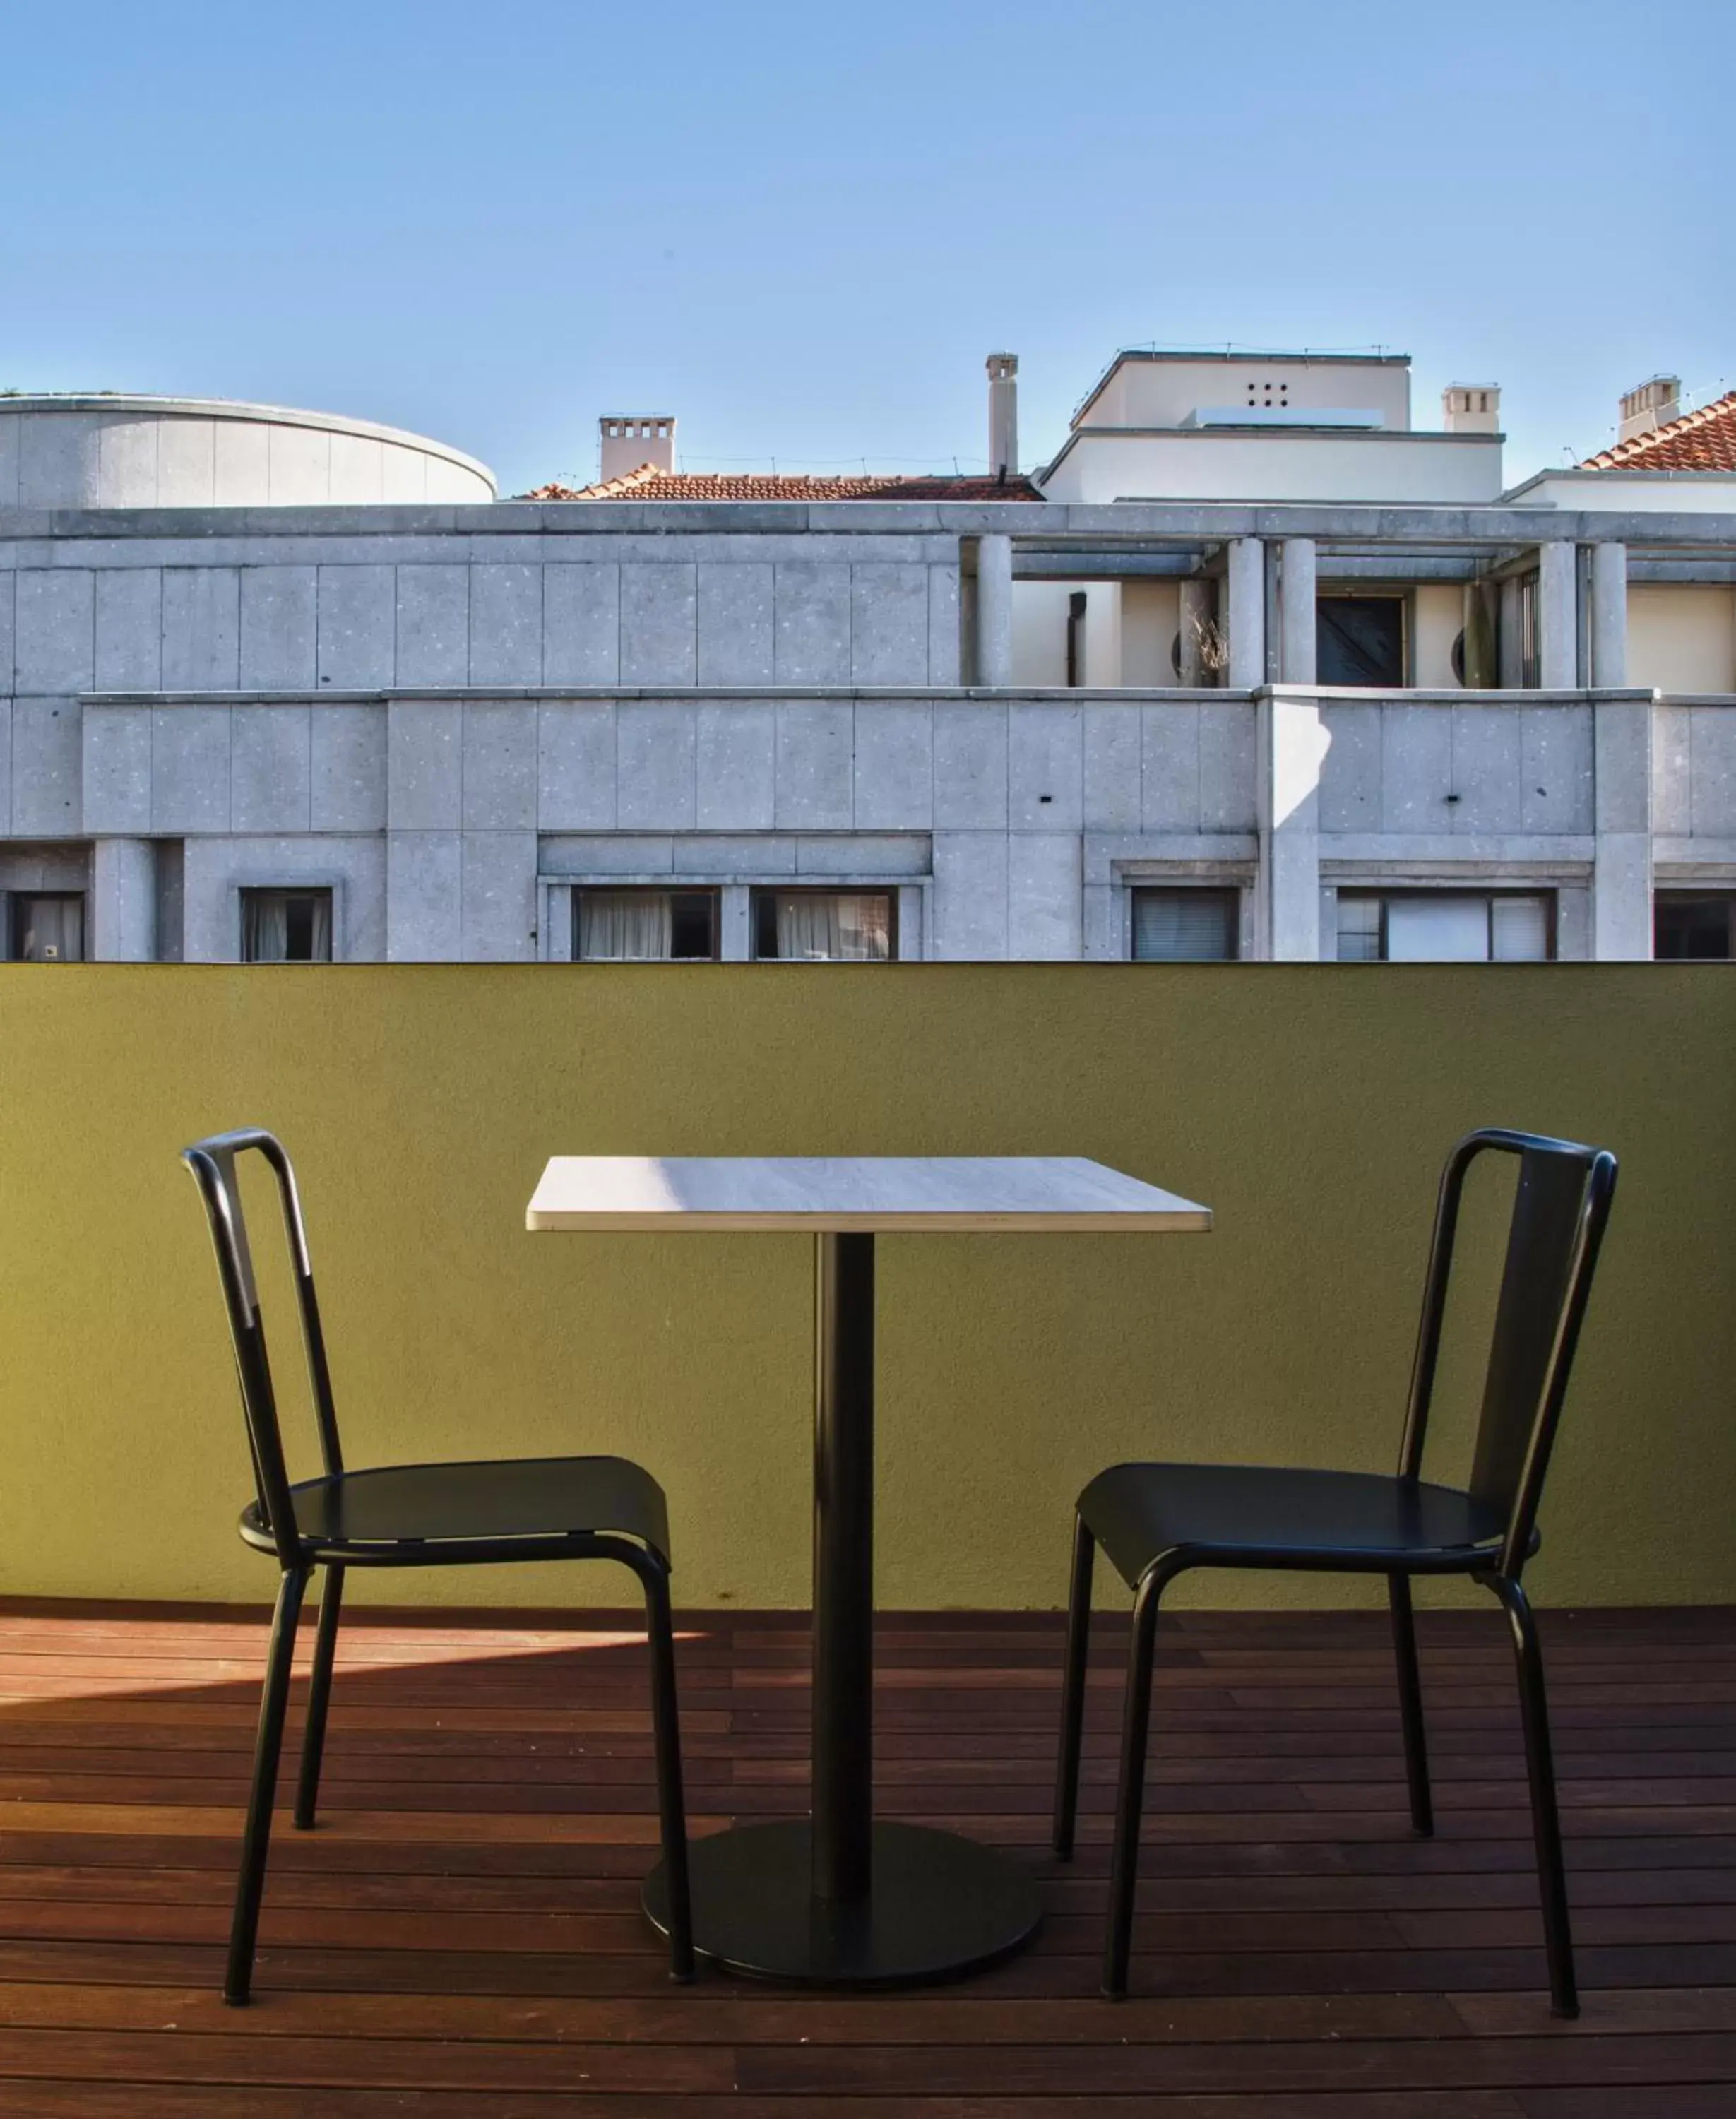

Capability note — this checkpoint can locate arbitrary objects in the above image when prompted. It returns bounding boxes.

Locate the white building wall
[1629,584,1736,694]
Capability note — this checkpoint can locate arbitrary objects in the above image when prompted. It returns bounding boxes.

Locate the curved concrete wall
[0,396,495,509]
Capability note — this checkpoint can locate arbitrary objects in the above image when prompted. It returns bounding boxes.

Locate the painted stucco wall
[1039,434,1504,505]
[1629,584,1736,694]
[1,965,1729,1611]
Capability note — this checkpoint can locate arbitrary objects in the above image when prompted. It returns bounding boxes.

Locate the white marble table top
[526,1156,1211,1234]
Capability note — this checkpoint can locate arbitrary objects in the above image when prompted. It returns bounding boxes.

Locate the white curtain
[242,892,290,963]
[16,895,84,963]
[774,893,890,961]
[578,891,674,961]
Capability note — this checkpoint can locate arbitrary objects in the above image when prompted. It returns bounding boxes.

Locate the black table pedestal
[642,1231,1041,1985]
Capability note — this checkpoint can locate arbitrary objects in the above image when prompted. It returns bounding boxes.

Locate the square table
[527,1155,1211,1985]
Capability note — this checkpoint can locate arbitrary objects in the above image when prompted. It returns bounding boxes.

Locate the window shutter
[1133,891,1236,961]
[1491,896,1550,962]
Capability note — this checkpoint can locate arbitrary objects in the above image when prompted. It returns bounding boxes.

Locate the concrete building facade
[4,360,1735,966]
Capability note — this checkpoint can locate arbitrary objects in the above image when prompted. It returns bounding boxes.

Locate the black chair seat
[1079,1461,1508,1589]
[240,1454,670,1565]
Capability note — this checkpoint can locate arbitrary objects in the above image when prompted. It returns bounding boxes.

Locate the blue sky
[2,0,1730,495]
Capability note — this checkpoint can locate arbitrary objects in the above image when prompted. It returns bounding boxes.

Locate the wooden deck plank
[0,1601,1726,2116]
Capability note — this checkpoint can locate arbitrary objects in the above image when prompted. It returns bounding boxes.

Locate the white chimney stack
[987,353,1018,477]
[1441,384,1500,434]
[599,415,677,482]
[1618,375,1682,444]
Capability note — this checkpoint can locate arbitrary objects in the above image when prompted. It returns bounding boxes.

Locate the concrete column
[1227,536,1266,690]
[1592,696,1653,959]
[90,838,155,961]
[1591,542,1629,687]
[1255,689,1327,960]
[1280,538,1317,683]
[1538,541,1578,690]
[974,535,1013,689]
[1499,576,1524,687]
[719,884,751,961]
[1177,576,1212,684]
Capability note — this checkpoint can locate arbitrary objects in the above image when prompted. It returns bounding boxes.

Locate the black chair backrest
[1398,1128,1618,1578]
[182,1129,343,1566]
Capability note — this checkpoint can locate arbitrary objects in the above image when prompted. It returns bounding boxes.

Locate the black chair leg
[227,1567,308,2006]
[295,1563,345,1831]
[1105,1564,1172,2000]
[1491,1576,1578,2019]
[1053,1512,1095,1860]
[642,1562,694,1982]
[1388,1572,1434,1837]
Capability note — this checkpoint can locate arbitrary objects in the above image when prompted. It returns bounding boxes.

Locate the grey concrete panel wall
[83,705,153,835]
[1319,703,1381,831]
[1689,708,1736,836]
[620,564,697,685]
[386,699,463,829]
[462,701,537,831]
[10,699,82,836]
[182,834,388,961]
[94,570,162,692]
[1141,704,1201,831]
[386,831,462,960]
[460,830,537,961]
[775,700,852,829]
[927,566,961,687]
[0,415,18,509]
[543,564,621,685]
[618,703,697,831]
[696,702,775,831]
[794,833,930,877]
[0,700,10,833]
[0,568,13,694]
[933,702,1008,827]
[1083,704,1141,833]
[232,705,311,834]
[853,701,932,829]
[774,564,851,686]
[162,569,241,691]
[316,566,396,689]
[1519,707,1593,834]
[19,413,98,508]
[540,835,675,876]
[396,565,470,688]
[1008,833,1083,959]
[239,568,318,691]
[311,705,388,832]
[850,564,928,684]
[538,702,616,830]
[1199,704,1256,831]
[469,564,543,686]
[1446,705,1522,836]
[931,831,1009,958]
[696,564,775,686]
[1652,704,1692,836]
[15,571,94,694]
[89,835,156,960]
[1009,701,1082,831]
[150,707,229,833]
[1379,704,1453,831]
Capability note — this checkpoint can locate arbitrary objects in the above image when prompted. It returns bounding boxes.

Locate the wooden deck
[0,1599,1729,2116]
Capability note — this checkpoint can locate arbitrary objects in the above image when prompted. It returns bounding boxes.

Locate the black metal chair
[1053,1128,1617,2015]
[182,1128,694,2005]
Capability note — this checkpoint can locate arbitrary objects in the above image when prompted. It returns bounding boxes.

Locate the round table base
[642,1820,1042,1986]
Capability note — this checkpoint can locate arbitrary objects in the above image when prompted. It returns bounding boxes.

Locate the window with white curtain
[1336,891,1552,963]
[575,889,717,962]
[751,891,894,962]
[9,894,85,962]
[240,888,334,963]
[1131,888,1239,961]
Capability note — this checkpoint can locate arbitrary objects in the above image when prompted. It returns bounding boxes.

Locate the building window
[1337,891,1553,963]
[1317,597,1406,687]
[575,888,718,962]
[1131,888,1239,961]
[241,888,333,963]
[752,890,894,961]
[10,893,85,962]
[1655,891,1735,961]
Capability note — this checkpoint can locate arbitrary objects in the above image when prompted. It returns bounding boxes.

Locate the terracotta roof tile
[523,463,1045,503]
[1581,391,1736,473]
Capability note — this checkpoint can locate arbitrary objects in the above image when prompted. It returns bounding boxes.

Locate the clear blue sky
[3,0,1730,495]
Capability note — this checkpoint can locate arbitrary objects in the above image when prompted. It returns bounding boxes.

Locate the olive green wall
[2,966,1730,1611]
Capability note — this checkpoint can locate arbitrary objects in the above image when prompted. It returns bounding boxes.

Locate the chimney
[1441,384,1500,434]
[598,415,676,482]
[987,353,1018,478]
[1618,375,1683,444]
